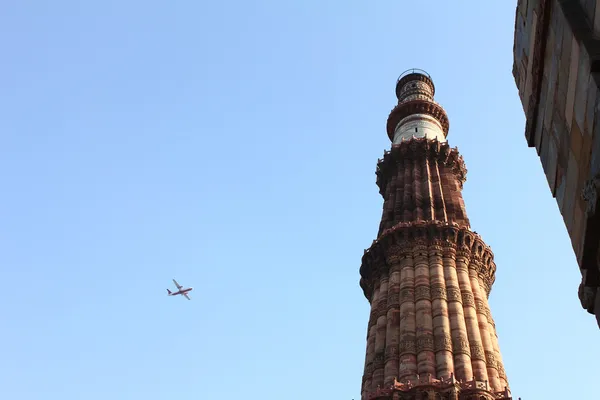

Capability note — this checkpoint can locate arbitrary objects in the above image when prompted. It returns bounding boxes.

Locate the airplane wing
[183,293,191,300]
[173,279,183,289]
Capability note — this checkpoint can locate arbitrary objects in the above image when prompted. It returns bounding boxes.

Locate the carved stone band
[416,335,434,352]
[452,337,471,356]
[446,287,462,303]
[470,343,485,361]
[485,350,498,369]
[434,334,452,352]
[399,337,416,355]
[415,285,431,301]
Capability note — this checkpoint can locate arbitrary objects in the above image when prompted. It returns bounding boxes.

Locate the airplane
[167,279,193,300]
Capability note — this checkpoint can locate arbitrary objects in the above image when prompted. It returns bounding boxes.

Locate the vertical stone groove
[402,158,413,222]
[443,250,473,381]
[455,254,489,383]
[423,156,436,220]
[413,243,436,376]
[384,260,401,386]
[431,244,454,379]
[398,251,417,380]
[470,267,501,391]
[413,155,424,221]
[373,276,389,388]
[432,160,448,222]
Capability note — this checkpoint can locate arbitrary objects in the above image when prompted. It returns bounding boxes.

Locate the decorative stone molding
[434,334,452,352]
[399,338,417,355]
[484,351,497,370]
[470,343,485,361]
[376,137,467,194]
[452,337,471,357]
[364,375,512,400]
[446,287,462,303]
[387,291,401,310]
[360,221,497,301]
[582,173,600,216]
[431,285,447,300]
[461,292,475,308]
[386,100,450,141]
[415,285,431,301]
[400,287,415,303]
[416,335,435,352]
[385,345,399,362]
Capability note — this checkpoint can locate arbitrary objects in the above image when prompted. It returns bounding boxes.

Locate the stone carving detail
[485,351,497,369]
[416,335,434,352]
[399,337,416,354]
[470,343,485,361]
[455,248,471,261]
[385,345,399,361]
[446,287,461,303]
[415,285,431,301]
[388,291,401,309]
[452,337,471,356]
[360,221,498,300]
[582,173,600,216]
[434,334,452,352]
[365,362,373,375]
[430,285,447,300]
[374,351,385,369]
[378,300,388,317]
[387,254,401,266]
[401,287,415,302]
[474,299,485,311]
[461,292,475,308]
[497,363,507,379]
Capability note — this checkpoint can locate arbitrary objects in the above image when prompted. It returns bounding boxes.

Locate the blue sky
[1,1,598,399]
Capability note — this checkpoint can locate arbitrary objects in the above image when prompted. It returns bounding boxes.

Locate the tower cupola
[387,69,450,144]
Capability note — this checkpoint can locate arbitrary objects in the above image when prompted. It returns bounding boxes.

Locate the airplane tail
[167,289,172,295]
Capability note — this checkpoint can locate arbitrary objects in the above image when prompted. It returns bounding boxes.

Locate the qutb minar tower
[359,70,512,400]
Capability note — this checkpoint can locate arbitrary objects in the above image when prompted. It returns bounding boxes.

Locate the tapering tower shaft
[359,70,511,400]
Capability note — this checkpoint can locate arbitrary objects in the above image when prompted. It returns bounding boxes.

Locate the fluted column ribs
[431,245,454,379]
[364,284,380,394]
[362,137,510,398]
[469,268,501,391]
[402,159,413,223]
[375,139,470,229]
[384,262,401,387]
[394,162,404,224]
[413,245,436,376]
[432,160,447,222]
[477,279,509,390]
[443,251,473,381]
[385,176,397,232]
[373,277,389,388]
[455,255,489,383]
[413,156,424,221]
[398,252,417,380]
[423,156,435,221]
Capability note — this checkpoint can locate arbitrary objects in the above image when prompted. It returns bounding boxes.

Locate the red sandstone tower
[359,70,512,400]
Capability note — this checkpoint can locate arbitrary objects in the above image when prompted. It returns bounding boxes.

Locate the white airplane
[167,279,193,300]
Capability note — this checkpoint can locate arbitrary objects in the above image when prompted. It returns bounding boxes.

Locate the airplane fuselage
[168,288,193,296]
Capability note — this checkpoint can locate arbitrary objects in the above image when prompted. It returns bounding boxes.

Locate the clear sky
[1,1,598,399]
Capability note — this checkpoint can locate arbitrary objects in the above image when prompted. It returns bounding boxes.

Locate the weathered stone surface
[361,72,512,400]
[513,0,600,328]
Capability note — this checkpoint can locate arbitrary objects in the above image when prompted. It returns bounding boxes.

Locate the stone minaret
[359,70,512,400]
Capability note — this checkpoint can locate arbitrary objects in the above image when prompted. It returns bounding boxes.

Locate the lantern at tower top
[386,68,449,144]
[395,68,435,102]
